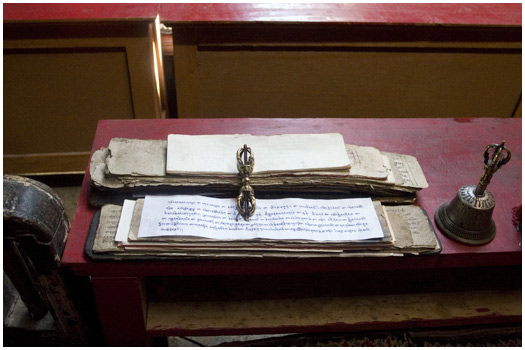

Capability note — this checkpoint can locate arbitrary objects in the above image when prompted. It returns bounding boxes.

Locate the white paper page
[138,195,384,241]
[166,133,350,174]
[114,200,136,243]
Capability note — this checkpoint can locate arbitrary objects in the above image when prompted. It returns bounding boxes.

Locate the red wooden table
[62,118,521,345]
[159,3,521,25]
[3,3,159,22]
[5,3,520,24]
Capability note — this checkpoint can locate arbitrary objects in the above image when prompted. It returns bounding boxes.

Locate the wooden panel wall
[171,24,521,119]
[3,22,163,175]
[197,49,521,118]
[4,49,134,154]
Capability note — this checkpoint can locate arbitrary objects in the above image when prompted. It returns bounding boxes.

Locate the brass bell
[435,141,511,245]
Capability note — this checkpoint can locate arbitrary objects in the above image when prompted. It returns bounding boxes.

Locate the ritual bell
[435,141,511,245]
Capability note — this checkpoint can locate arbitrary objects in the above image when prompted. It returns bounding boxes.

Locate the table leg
[91,277,148,346]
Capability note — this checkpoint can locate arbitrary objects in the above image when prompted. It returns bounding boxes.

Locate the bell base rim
[435,202,496,246]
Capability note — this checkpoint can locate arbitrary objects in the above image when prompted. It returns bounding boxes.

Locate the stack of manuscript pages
[89,133,428,204]
[88,195,441,259]
[86,133,439,259]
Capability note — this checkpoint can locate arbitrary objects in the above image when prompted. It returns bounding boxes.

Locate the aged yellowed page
[106,138,167,177]
[385,205,437,248]
[92,204,122,253]
[383,152,429,189]
[346,144,388,179]
[385,211,414,249]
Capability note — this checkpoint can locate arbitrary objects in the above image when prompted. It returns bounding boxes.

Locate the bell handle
[474,141,511,196]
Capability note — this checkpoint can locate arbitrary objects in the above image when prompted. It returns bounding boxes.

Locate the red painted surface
[5,3,521,26]
[3,3,158,22]
[160,3,521,25]
[92,277,148,346]
[62,118,522,277]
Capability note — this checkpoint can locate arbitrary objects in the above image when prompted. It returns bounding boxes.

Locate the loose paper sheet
[137,195,384,241]
[114,199,136,243]
[166,133,351,175]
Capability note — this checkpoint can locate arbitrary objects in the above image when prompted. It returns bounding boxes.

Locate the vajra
[236,144,256,221]
[474,141,511,196]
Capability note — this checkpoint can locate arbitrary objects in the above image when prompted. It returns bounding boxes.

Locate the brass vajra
[236,144,256,221]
